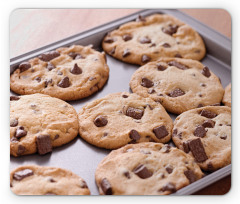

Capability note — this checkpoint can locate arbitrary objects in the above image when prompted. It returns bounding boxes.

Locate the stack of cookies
[10,13,231,195]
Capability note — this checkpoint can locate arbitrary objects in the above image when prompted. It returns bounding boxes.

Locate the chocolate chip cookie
[222,83,231,107]
[172,106,231,171]
[130,58,224,114]
[10,45,109,101]
[10,165,90,195]
[10,94,79,157]
[95,142,203,195]
[78,92,173,149]
[102,14,206,65]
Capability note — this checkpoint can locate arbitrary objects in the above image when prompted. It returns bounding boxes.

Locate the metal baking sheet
[10,9,231,195]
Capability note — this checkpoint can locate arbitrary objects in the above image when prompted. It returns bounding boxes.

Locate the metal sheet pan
[10,9,231,195]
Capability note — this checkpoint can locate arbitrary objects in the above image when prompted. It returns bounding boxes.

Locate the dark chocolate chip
[17,145,26,155]
[110,47,116,55]
[197,104,204,108]
[202,119,215,128]
[122,34,132,41]
[54,134,59,140]
[129,129,141,141]
[36,135,52,155]
[168,61,188,70]
[165,165,173,174]
[104,38,114,43]
[141,55,151,63]
[149,43,156,47]
[122,49,131,57]
[220,135,227,140]
[201,66,211,78]
[194,125,207,138]
[100,178,112,195]
[39,51,60,62]
[46,62,55,71]
[133,164,153,179]
[13,169,34,181]
[10,96,20,101]
[103,132,108,137]
[157,64,167,71]
[10,137,18,143]
[122,94,128,98]
[153,125,169,139]
[148,88,155,94]
[57,71,63,75]
[200,83,206,87]
[19,62,31,72]
[68,52,78,59]
[35,77,41,82]
[57,76,70,88]
[160,182,176,193]
[15,126,27,138]
[10,118,18,127]
[94,115,108,127]
[162,24,179,35]
[168,88,185,97]
[162,43,171,48]
[80,180,88,188]
[199,109,217,119]
[44,79,53,88]
[136,15,146,22]
[139,37,151,44]
[141,77,154,88]
[70,63,82,75]
[123,171,131,179]
[126,107,144,120]
[174,53,182,58]
[184,170,197,183]
[49,178,56,183]
[188,138,208,162]
[172,129,178,137]
[183,141,190,153]
[162,144,171,153]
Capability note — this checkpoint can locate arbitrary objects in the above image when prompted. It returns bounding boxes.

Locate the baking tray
[10,9,231,195]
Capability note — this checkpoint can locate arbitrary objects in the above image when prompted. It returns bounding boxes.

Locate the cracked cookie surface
[78,92,173,149]
[10,94,79,156]
[130,58,224,114]
[102,14,206,65]
[172,106,231,171]
[10,45,109,101]
[95,142,203,195]
[10,165,90,195]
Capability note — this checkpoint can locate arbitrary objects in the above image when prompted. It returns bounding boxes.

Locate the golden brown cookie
[222,83,231,107]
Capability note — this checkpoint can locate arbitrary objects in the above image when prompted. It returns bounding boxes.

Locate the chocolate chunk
[136,15,146,22]
[94,115,108,127]
[122,94,128,98]
[165,165,173,174]
[46,62,55,71]
[123,171,131,179]
[174,53,182,58]
[148,88,155,94]
[122,49,131,57]
[168,88,185,97]
[162,25,178,35]
[19,62,31,72]
[44,79,53,88]
[184,170,197,183]
[57,71,63,75]
[162,144,171,153]
[200,83,206,87]
[168,61,188,70]
[110,47,116,55]
[36,135,52,155]
[160,182,176,193]
[220,135,227,140]
[15,126,27,138]
[68,52,83,60]
[57,76,70,88]
[162,43,171,48]
[79,180,88,188]
[194,125,207,138]
[122,34,132,41]
[10,96,20,101]
[141,55,151,63]
[199,109,217,118]
[139,37,151,44]
[17,145,26,155]
[10,137,18,143]
[49,178,56,183]
[13,169,34,181]
[201,66,211,77]
[39,51,60,62]
[35,77,41,82]
[183,141,190,153]
[157,63,167,71]
[126,107,144,120]
[141,77,154,88]
[104,38,114,43]
[188,138,208,162]
[153,125,169,139]
[129,129,141,141]
[10,118,18,127]
[202,119,215,128]
[133,164,153,179]
[100,178,112,195]
[70,63,82,75]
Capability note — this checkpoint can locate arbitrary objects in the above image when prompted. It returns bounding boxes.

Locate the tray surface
[10,9,231,195]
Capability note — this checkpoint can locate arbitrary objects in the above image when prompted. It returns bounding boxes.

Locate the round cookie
[95,142,203,195]
[78,92,173,149]
[10,94,79,157]
[172,106,231,171]
[102,14,206,65]
[222,83,231,107]
[130,58,224,114]
[10,165,90,195]
[10,45,109,101]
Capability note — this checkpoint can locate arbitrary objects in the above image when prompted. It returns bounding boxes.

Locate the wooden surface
[9,9,231,195]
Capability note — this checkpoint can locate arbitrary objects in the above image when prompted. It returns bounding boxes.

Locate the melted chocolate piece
[15,126,27,138]
[39,51,60,62]
[19,62,31,72]
[13,169,33,181]
[100,178,112,195]
[133,164,153,179]
[194,125,207,138]
[199,109,217,119]
[94,115,108,127]
[129,129,141,141]
[36,135,52,155]
[139,37,151,44]
[184,170,197,183]
[201,66,211,78]
[141,55,151,63]
[141,77,154,88]
[153,126,169,139]
[168,88,185,97]
[126,107,144,120]
[202,119,215,128]
[122,34,132,41]
[168,61,188,70]
[57,77,70,88]
[188,138,208,162]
